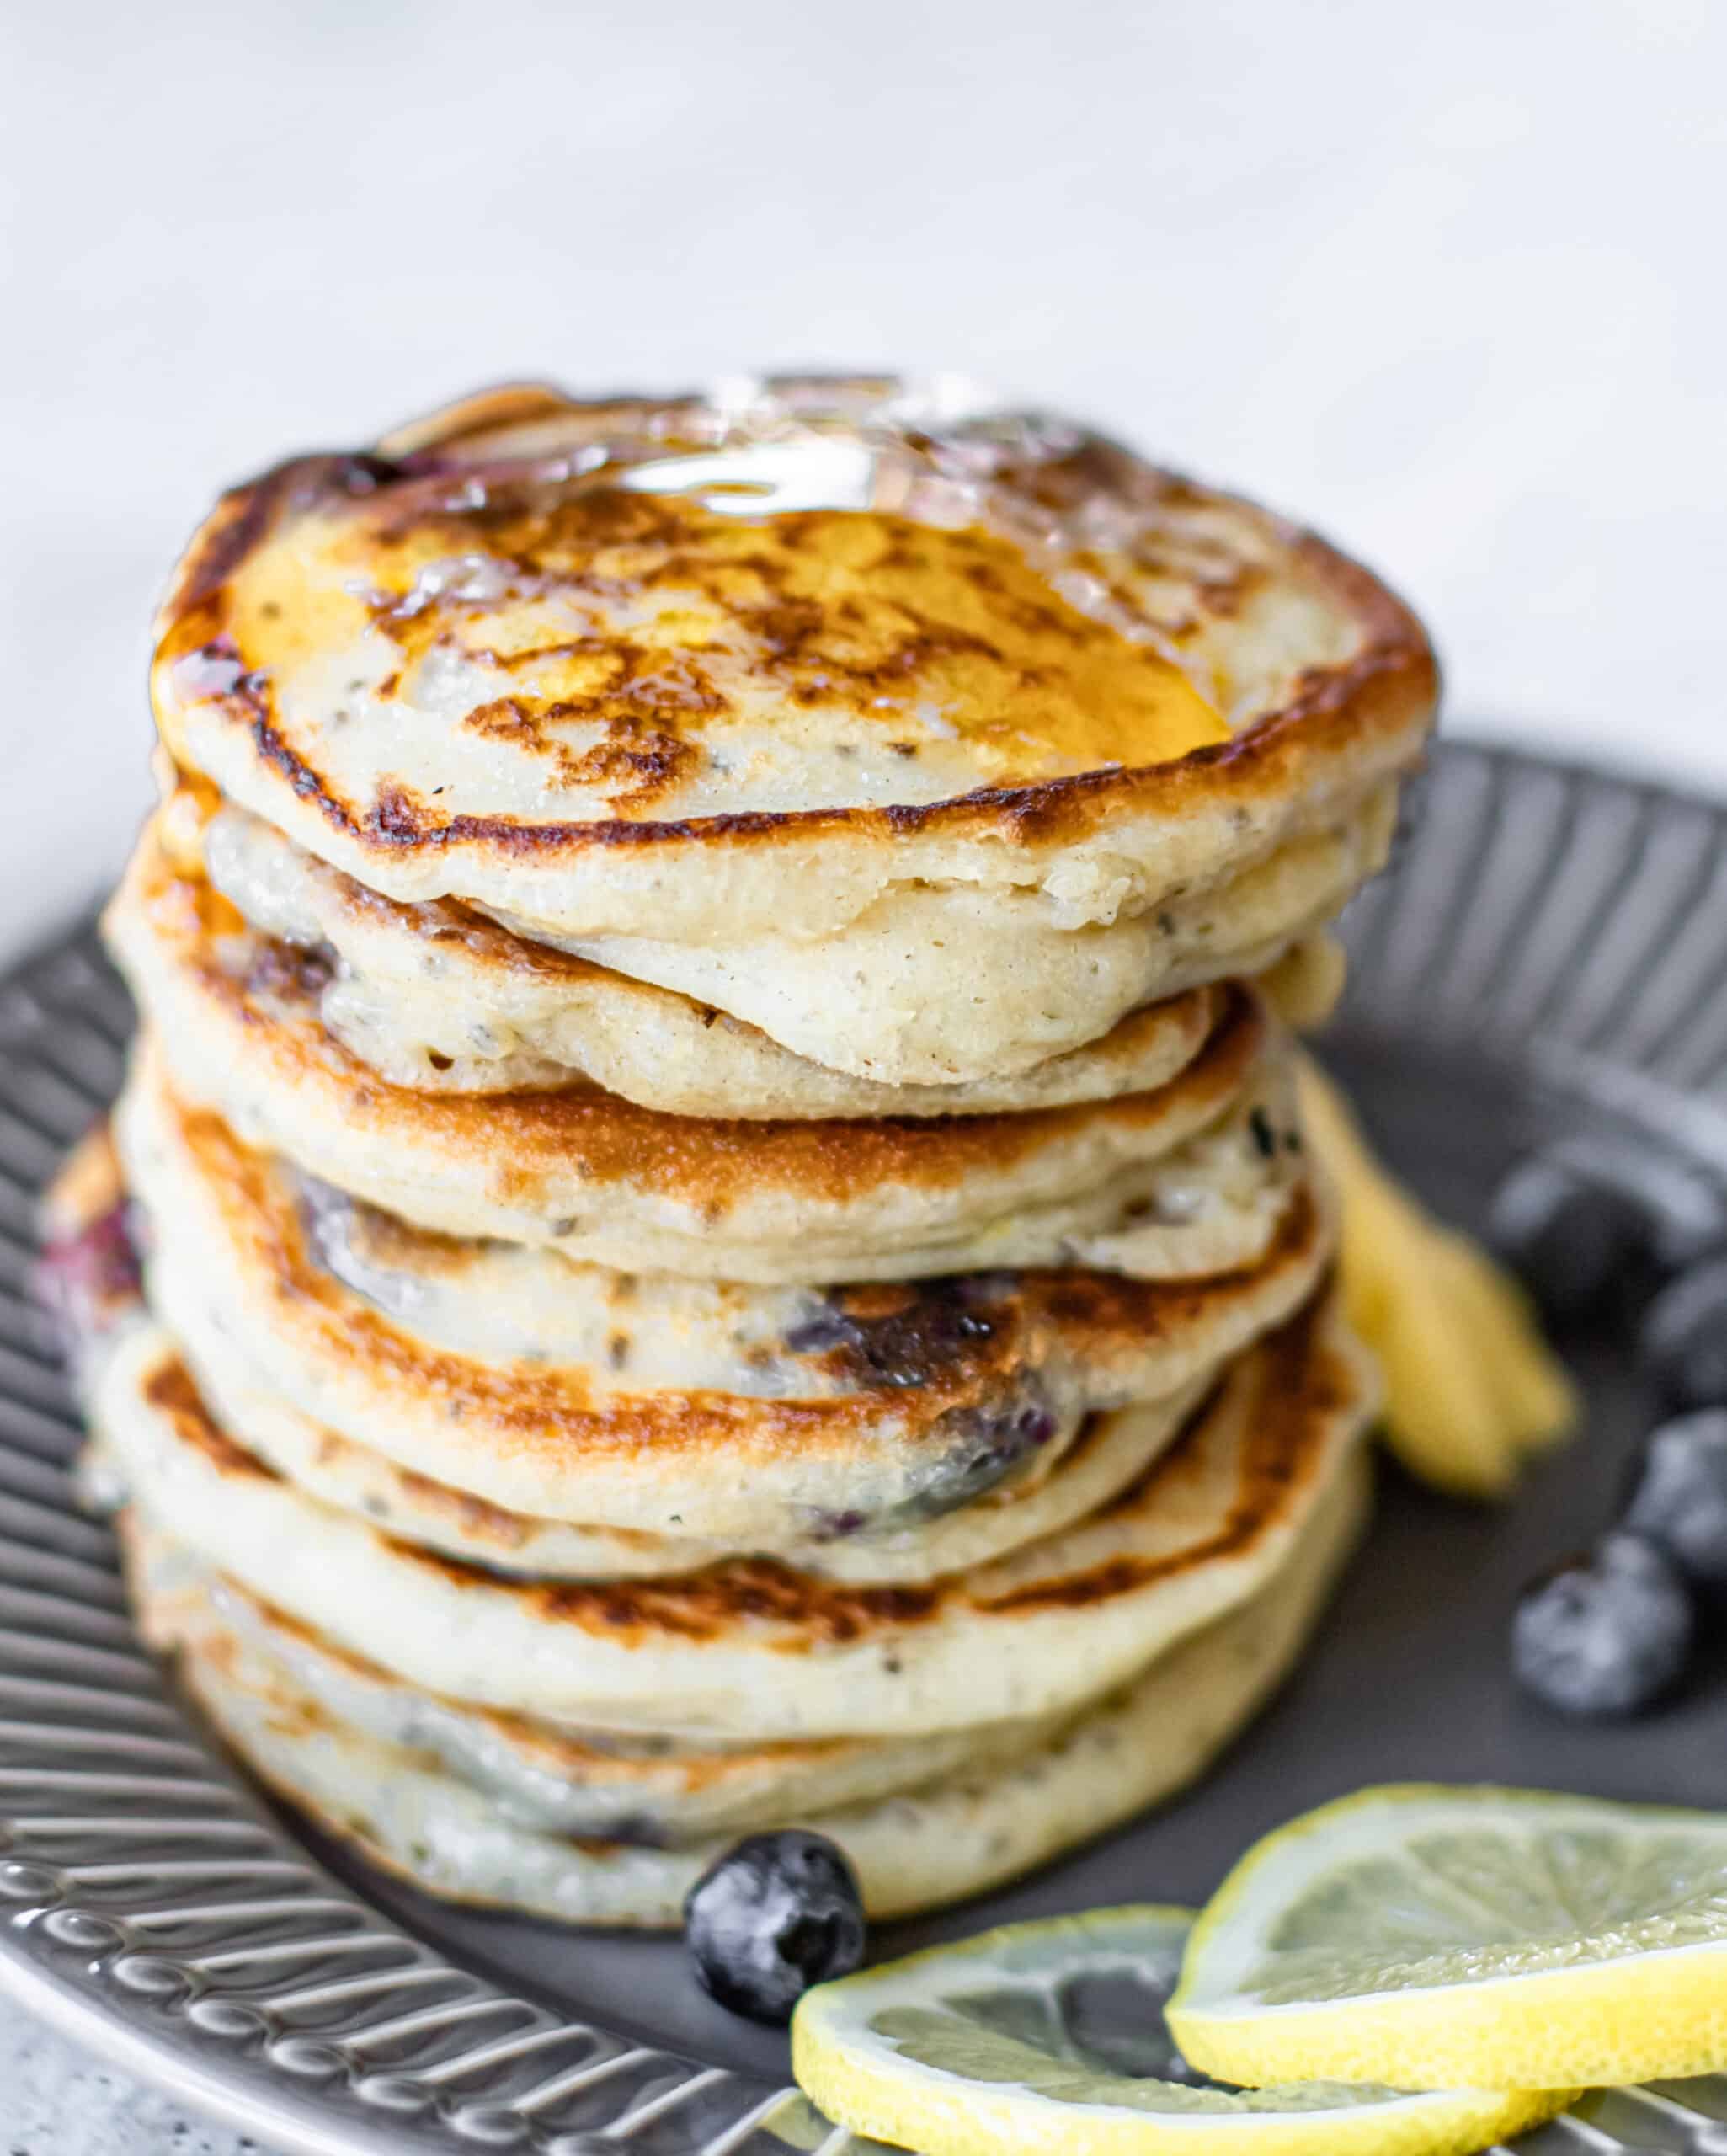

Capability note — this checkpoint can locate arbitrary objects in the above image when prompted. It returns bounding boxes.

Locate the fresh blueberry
[1623,1410,1727,1593]
[1511,1530,1694,1717]
[683,1830,866,2022]
[1547,1140,1726,1278]
[1639,1257,1727,1412]
[1488,1155,1656,1326]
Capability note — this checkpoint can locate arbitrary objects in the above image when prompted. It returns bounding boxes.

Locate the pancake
[507,801,1393,1091]
[141,1456,1369,1924]
[84,1289,1374,1741]
[107,1339,1209,1588]
[106,851,1307,1285]
[198,793,1384,1104]
[151,375,1435,1083]
[125,1517,1093,1841]
[116,1055,1333,1559]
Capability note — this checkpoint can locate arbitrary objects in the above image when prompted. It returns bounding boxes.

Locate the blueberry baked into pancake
[40,375,1569,1935]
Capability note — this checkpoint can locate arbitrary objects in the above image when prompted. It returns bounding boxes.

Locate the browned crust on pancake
[417,1288,1349,1649]
[153,1550,871,1785]
[380,1465,555,1550]
[157,1075,1326,1468]
[153,387,1436,863]
[142,1358,279,1482]
[140,1289,1349,1652]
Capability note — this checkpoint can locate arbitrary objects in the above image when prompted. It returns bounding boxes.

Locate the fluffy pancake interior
[198,798,1289,1111]
[183,773,1395,1094]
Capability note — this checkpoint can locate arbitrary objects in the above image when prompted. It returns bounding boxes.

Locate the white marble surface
[1,0,1724,2147]
[2,2009,269,2156]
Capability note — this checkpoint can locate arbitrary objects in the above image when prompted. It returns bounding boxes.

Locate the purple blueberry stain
[34,1201,142,1358]
[784,1279,1000,1390]
[804,1380,1060,1541]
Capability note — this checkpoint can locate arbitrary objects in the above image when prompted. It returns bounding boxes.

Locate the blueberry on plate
[684,1830,866,2022]
[1639,1257,1727,1412]
[1623,1410,1727,1593]
[1489,1155,1655,1328]
[1512,1530,1694,1717]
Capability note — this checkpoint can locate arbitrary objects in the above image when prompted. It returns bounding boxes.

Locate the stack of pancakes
[54,377,1437,1924]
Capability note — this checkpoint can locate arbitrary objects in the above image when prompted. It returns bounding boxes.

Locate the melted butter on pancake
[164,479,1228,819]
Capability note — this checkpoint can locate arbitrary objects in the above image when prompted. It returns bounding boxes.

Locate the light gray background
[1,0,1724,2147]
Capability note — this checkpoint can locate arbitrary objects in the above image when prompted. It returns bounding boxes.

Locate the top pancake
[151,376,1435,1081]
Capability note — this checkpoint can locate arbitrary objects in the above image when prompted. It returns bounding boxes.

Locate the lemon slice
[1170,1784,1727,2093]
[792,1904,1568,2156]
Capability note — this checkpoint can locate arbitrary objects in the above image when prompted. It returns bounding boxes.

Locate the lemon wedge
[1298,1057,1575,1497]
[1170,1784,1727,2093]
[1258,935,1351,1033]
[792,1903,1569,2156]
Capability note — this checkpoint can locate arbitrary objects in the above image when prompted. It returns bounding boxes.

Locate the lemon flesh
[1170,1784,1727,2093]
[1297,1058,1575,1498]
[792,1904,1569,2156]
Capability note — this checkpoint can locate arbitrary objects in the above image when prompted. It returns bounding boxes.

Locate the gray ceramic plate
[4,738,1727,2155]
